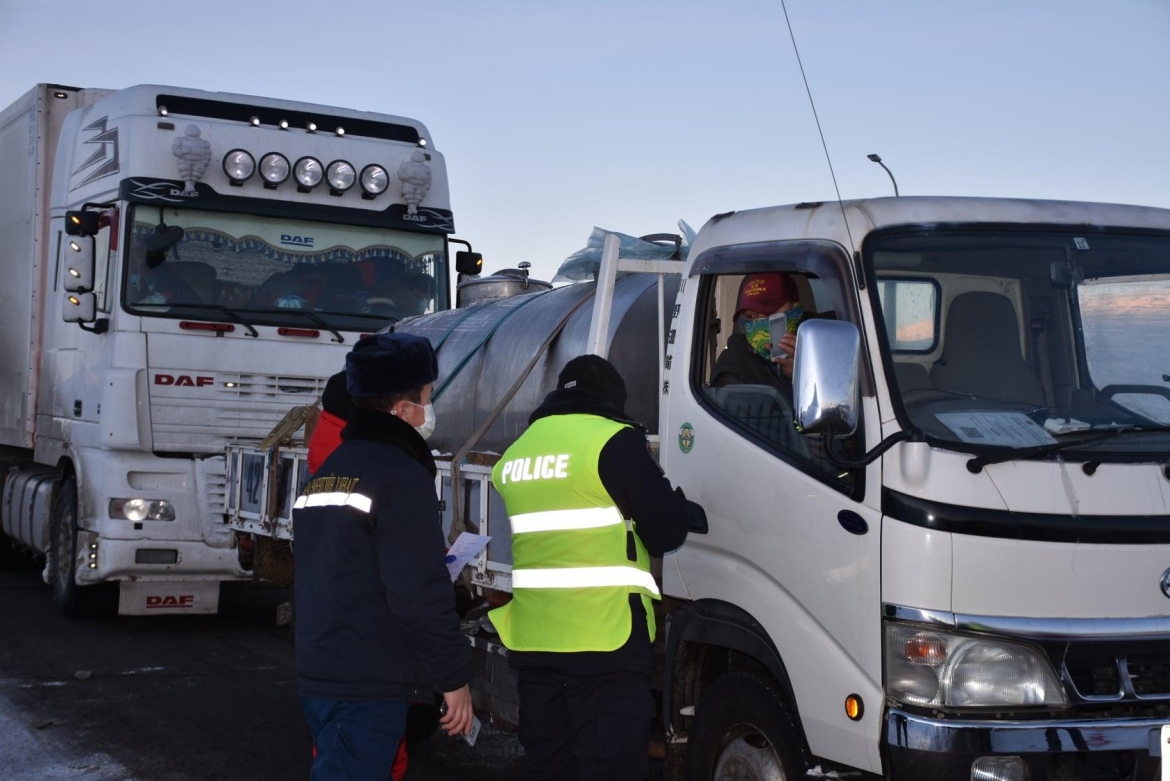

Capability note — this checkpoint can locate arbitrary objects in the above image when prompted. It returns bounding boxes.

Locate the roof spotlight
[326,160,356,194]
[279,119,289,130]
[294,156,323,191]
[222,149,255,185]
[359,164,389,198]
[250,116,261,127]
[306,122,317,133]
[158,105,168,116]
[335,127,345,136]
[259,152,291,188]
[418,138,427,147]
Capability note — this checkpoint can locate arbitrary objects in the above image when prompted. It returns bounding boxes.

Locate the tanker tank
[395,273,679,455]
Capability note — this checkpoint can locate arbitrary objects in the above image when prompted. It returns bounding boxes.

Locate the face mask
[407,401,436,440]
[742,318,771,360]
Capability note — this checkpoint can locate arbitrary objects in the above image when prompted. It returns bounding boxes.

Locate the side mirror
[63,237,95,292]
[65,210,100,236]
[793,319,861,437]
[64,291,97,323]
[455,250,483,276]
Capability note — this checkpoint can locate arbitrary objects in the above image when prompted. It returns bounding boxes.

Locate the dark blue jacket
[293,408,471,700]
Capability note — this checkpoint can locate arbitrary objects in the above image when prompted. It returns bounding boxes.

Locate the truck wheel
[49,478,108,618]
[684,672,805,781]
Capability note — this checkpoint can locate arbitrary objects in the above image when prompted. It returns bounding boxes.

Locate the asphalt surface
[0,561,525,781]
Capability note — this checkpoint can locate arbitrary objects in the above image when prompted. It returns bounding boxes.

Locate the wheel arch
[662,599,807,746]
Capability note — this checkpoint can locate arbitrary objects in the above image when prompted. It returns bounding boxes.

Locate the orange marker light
[845,695,864,721]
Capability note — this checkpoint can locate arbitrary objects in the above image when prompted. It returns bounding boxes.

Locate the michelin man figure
[172,125,211,193]
[397,151,432,216]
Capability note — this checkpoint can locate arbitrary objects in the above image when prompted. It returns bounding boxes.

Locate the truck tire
[683,672,805,781]
[49,477,109,618]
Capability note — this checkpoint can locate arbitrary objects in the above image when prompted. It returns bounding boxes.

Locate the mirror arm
[78,318,110,335]
[822,427,919,470]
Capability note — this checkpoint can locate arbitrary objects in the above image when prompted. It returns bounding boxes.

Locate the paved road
[0,562,524,780]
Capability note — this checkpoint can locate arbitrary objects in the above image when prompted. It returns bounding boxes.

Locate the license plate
[1162,725,1170,777]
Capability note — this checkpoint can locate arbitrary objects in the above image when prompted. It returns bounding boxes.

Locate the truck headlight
[885,623,1067,709]
[109,498,176,522]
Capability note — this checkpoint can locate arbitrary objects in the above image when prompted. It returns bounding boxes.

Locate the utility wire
[779,0,856,255]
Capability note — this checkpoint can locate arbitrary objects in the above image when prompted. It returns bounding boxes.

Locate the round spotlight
[326,160,356,192]
[259,152,291,185]
[359,164,389,196]
[335,126,345,136]
[418,138,428,147]
[222,149,255,183]
[158,105,168,116]
[294,156,323,188]
[306,122,317,133]
[249,116,261,127]
[279,119,289,130]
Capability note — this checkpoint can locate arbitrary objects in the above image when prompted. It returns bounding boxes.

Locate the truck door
[661,240,885,773]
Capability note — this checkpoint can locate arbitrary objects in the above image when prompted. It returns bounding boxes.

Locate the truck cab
[660,197,1170,778]
[0,84,461,615]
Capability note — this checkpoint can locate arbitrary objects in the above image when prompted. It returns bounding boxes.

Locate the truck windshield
[872,229,1170,459]
[122,206,447,330]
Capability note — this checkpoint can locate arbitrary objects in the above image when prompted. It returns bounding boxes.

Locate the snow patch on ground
[0,694,138,780]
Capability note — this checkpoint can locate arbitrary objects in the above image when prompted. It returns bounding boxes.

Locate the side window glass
[877,278,938,352]
[696,269,855,490]
[94,224,112,311]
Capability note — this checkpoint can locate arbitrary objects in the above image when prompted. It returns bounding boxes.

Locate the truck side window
[697,270,855,490]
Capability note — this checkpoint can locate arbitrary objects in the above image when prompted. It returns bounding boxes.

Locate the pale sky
[2,0,1168,283]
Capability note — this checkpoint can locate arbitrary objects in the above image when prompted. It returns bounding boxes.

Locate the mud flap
[118,580,220,615]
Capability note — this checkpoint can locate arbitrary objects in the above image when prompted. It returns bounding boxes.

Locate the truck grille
[1060,640,1170,706]
[150,373,324,452]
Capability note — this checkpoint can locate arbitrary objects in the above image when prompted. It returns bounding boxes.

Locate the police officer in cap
[294,332,472,780]
[491,354,700,780]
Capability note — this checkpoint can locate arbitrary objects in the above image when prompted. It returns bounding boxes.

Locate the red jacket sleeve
[307,410,346,475]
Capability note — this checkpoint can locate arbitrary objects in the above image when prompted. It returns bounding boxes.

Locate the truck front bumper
[76,531,247,584]
[886,707,1163,779]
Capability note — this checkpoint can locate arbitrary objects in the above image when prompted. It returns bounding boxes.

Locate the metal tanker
[397,267,680,455]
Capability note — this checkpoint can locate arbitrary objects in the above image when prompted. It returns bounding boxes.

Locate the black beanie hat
[345,332,438,398]
[557,355,627,410]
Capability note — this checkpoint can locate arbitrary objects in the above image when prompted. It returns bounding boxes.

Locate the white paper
[445,532,491,582]
[936,411,1056,448]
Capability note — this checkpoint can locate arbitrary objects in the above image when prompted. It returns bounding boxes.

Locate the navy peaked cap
[345,332,438,398]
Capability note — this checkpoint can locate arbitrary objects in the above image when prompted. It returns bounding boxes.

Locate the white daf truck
[0,83,478,616]
[230,197,1170,780]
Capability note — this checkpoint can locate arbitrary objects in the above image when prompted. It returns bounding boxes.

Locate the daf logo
[1161,568,1170,599]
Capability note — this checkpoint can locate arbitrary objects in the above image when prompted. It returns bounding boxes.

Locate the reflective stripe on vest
[489,413,659,653]
[509,506,624,534]
[293,492,373,514]
[511,565,661,596]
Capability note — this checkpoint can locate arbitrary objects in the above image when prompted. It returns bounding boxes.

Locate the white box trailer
[0,83,472,617]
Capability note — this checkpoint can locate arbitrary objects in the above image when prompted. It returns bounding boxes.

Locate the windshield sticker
[1074,237,1090,250]
[935,411,1056,448]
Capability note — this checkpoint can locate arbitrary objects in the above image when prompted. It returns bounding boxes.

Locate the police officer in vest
[294,333,473,780]
[491,354,697,780]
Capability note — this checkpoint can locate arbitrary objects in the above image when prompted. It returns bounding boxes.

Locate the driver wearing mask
[711,272,804,394]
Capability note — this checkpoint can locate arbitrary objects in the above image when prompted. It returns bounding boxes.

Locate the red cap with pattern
[734,273,798,319]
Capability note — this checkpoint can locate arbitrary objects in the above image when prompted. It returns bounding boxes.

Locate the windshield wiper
[966,431,1121,473]
[143,302,259,338]
[254,309,345,344]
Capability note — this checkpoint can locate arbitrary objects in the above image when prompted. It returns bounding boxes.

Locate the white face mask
[408,401,436,440]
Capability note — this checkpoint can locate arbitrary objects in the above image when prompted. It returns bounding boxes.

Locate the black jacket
[507,388,693,674]
[293,408,471,700]
[711,332,792,394]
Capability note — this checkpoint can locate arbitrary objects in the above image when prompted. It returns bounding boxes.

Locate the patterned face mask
[742,317,771,360]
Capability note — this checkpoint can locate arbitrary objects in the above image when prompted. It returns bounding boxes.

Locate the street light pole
[867,153,899,197]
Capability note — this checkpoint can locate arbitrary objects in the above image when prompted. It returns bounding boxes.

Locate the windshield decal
[936,411,1056,448]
